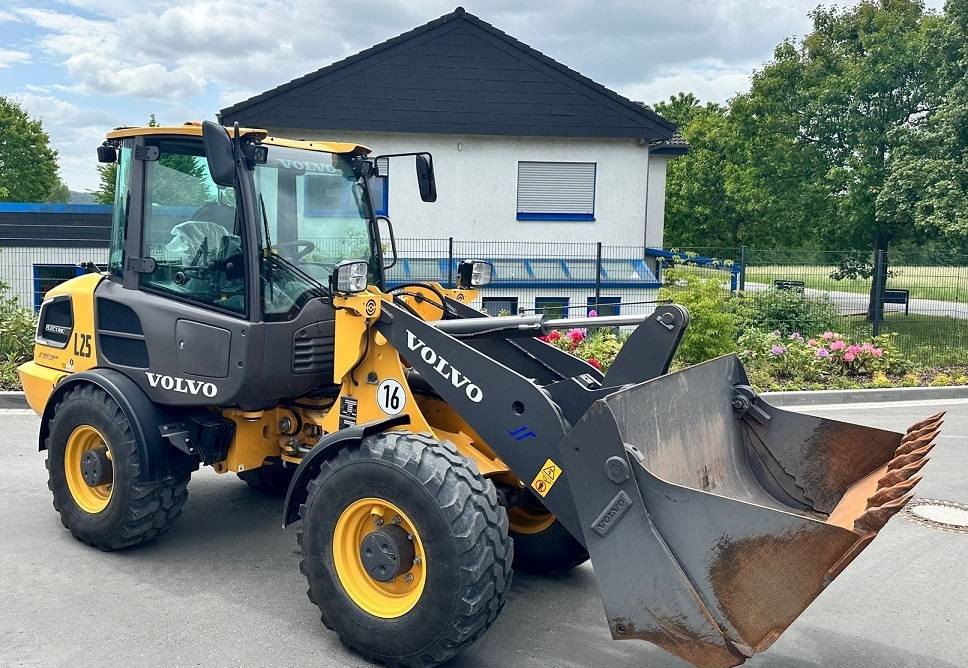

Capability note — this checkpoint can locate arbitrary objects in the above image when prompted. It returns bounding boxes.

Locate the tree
[91,163,118,204]
[46,179,71,203]
[880,0,968,244]
[761,1,942,314]
[0,97,62,202]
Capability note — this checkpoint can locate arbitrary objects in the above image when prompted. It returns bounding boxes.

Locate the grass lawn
[743,264,968,302]
[843,312,968,367]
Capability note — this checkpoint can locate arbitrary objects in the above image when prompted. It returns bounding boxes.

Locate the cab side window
[140,139,245,315]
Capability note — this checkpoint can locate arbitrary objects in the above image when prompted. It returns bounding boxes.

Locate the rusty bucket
[557,354,939,668]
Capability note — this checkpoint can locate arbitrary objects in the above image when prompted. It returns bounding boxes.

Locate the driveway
[2,400,967,668]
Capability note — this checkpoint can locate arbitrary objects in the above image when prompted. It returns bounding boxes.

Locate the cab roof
[105,123,369,155]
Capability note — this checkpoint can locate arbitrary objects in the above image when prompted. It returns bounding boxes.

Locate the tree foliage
[660,0,963,259]
[0,97,62,202]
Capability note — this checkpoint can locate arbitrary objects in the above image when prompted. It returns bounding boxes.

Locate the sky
[0,0,946,193]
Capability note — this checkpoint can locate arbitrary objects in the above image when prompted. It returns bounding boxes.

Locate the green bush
[743,288,840,337]
[659,269,744,364]
[0,282,36,390]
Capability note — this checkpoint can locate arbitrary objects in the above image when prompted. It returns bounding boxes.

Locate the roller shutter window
[517,161,596,221]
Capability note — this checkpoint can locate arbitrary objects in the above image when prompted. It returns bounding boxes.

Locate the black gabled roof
[220,7,676,141]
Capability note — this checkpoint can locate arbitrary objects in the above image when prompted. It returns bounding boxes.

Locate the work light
[332,260,368,294]
[457,259,493,288]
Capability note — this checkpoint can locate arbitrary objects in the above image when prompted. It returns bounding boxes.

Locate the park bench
[883,288,910,315]
[773,279,806,292]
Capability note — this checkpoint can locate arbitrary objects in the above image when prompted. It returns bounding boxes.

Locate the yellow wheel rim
[333,498,426,618]
[508,504,556,535]
[64,425,113,514]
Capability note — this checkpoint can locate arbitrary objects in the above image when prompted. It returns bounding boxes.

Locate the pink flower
[817,347,830,358]
[843,351,856,362]
[566,328,586,344]
[830,340,846,351]
[587,309,598,318]
[822,331,834,340]
[770,345,786,356]
[788,332,804,342]
[807,338,818,347]
[587,357,602,370]
[847,344,861,355]
[542,330,561,343]
[861,343,874,353]
[872,348,883,358]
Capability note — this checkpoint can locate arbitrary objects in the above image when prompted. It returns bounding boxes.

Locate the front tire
[298,431,512,668]
[45,384,190,551]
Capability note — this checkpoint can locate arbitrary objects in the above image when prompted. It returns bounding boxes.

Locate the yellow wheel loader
[19,120,941,668]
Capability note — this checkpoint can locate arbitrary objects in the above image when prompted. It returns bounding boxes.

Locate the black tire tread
[297,431,512,668]
[46,384,189,551]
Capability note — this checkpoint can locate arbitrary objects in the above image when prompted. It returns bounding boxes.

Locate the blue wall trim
[0,203,113,214]
[516,212,595,222]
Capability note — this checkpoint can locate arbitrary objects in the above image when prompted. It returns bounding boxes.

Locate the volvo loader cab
[19,120,942,668]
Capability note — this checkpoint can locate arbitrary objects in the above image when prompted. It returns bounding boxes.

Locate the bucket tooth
[866,475,922,509]
[900,421,944,446]
[886,441,936,471]
[894,431,937,457]
[854,493,915,534]
[878,458,929,488]
[905,411,945,432]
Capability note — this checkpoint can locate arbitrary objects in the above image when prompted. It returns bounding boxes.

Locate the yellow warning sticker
[530,458,563,498]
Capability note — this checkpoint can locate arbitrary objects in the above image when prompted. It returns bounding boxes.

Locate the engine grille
[292,321,335,375]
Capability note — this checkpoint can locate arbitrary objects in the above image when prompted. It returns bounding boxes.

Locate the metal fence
[2,239,966,368]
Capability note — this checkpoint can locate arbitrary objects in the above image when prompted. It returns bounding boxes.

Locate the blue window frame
[482,296,518,316]
[517,161,596,222]
[33,264,85,309]
[535,296,569,318]
[587,296,621,316]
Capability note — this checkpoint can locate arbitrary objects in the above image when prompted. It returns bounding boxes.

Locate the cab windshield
[254,145,374,319]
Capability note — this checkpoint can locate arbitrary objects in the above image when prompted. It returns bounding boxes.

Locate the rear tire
[298,431,512,668]
[508,499,589,575]
[238,458,293,497]
[45,384,190,551]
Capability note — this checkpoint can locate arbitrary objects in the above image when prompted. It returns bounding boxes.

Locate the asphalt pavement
[2,399,966,668]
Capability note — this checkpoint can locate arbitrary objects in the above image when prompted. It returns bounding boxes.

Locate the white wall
[272,130,663,249]
[646,155,669,248]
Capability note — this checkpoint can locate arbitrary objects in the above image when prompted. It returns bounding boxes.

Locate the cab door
[97,133,253,406]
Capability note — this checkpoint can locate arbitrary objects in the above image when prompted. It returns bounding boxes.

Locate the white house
[220,7,687,316]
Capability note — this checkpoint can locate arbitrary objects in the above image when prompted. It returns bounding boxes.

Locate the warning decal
[530,458,562,498]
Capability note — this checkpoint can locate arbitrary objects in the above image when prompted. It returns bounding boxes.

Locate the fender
[39,368,198,482]
[282,414,410,527]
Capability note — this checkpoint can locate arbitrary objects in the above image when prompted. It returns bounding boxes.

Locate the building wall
[0,246,108,307]
[645,155,669,248]
[272,130,663,248]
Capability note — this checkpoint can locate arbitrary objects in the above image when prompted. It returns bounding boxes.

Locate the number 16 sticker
[377,379,406,415]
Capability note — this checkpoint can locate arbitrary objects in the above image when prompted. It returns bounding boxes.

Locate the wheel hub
[360,524,416,582]
[80,446,113,487]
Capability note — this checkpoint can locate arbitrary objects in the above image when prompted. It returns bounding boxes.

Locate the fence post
[871,249,886,337]
[739,245,747,292]
[447,236,454,288]
[594,242,602,313]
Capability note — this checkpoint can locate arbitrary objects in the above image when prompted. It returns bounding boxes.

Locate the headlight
[331,260,368,294]
[457,259,493,288]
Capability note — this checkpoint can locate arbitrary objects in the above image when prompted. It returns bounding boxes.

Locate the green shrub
[659,269,743,364]
[539,327,624,372]
[0,281,36,390]
[743,288,840,337]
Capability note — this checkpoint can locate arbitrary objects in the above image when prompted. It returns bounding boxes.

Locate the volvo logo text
[145,372,218,398]
[405,331,483,403]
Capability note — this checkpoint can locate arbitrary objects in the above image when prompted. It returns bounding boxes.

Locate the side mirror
[202,120,236,187]
[96,143,117,163]
[375,215,397,270]
[415,154,437,202]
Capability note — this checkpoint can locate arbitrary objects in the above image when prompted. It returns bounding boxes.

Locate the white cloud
[0,48,30,68]
[622,64,757,106]
[13,93,121,191]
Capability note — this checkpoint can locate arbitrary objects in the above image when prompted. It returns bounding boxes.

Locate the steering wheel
[273,240,316,261]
